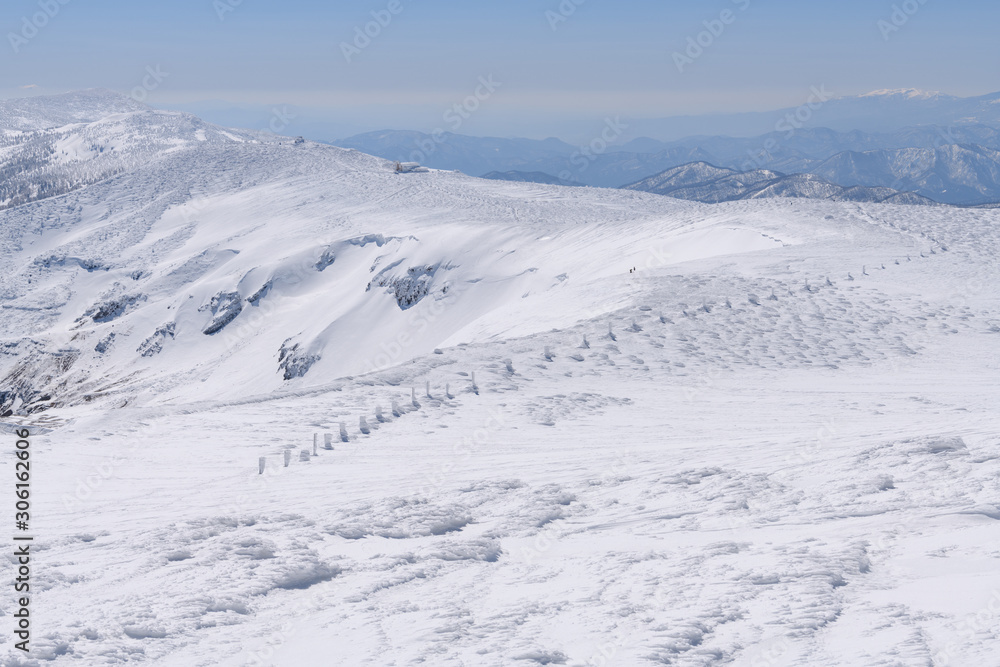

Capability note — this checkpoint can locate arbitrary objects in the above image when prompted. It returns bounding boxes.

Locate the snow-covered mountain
[622,89,1000,140]
[0,89,149,131]
[1,92,746,415]
[334,125,1000,202]
[622,162,940,206]
[481,170,580,186]
[628,125,1000,174]
[3,91,1000,666]
[810,144,1000,205]
[0,89,272,211]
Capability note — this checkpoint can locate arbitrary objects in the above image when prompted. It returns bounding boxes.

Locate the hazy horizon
[4,3,1000,665]
[3,0,999,140]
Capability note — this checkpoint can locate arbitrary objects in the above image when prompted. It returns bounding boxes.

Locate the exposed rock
[278,340,320,380]
[247,279,273,306]
[201,291,243,335]
[369,265,441,310]
[79,293,146,324]
[95,332,116,354]
[137,323,176,357]
[315,247,336,271]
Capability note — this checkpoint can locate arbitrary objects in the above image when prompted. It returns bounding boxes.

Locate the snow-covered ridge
[0,88,150,131]
[0,93,742,414]
[1,91,999,419]
[858,88,949,100]
[622,161,940,206]
[3,92,1000,418]
[0,92,278,211]
[1,91,1000,666]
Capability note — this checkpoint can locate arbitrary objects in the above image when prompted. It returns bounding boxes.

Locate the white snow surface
[1,97,1000,666]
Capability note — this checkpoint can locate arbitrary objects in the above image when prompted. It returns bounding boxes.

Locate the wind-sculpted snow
[12,325,1000,663]
[624,161,942,206]
[1,93,999,665]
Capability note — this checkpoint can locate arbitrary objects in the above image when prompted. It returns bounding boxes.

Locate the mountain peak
[858,88,947,100]
[0,88,150,131]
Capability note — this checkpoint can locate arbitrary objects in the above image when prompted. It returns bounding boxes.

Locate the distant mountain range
[7,89,1000,209]
[620,89,1000,140]
[621,162,939,206]
[806,145,1000,205]
[335,118,1000,205]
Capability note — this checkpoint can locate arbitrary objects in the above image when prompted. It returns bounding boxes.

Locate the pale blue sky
[2,0,997,138]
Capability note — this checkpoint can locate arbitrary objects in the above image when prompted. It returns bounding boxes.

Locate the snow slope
[1,92,1000,666]
[0,91,270,210]
[0,90,149,132]
[621,162,940,206]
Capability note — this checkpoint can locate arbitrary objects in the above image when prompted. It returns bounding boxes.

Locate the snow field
[1,101,999,665]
